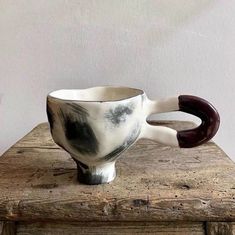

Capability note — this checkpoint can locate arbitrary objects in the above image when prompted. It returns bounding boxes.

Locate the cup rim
[47,86,144,103]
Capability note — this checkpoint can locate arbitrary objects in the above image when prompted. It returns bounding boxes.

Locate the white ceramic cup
[47,86,220,185]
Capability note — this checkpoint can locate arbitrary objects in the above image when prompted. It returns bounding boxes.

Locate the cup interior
[48,86,143,102]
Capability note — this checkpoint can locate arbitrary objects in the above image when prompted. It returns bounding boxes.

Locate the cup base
[74,160,116,185]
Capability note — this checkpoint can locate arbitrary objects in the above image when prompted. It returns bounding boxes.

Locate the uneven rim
[47,86,144,103]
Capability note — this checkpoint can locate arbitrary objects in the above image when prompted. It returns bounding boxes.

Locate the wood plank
[0,122,235,222]
[11,123,57,149]
[17,221,205,235]
[0,221,16,235]
[206,222,235,235]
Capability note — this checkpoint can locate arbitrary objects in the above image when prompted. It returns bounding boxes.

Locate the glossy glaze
[47,86,220,184]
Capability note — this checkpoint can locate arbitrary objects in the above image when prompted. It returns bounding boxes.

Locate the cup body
[47,87,146,184]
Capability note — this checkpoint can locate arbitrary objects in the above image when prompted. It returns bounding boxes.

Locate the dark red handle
[177,95,220,148]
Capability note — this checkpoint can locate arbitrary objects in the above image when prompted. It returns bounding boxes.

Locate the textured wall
[0,1,234,160]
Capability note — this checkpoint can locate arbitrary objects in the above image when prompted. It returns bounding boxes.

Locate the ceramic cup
[47,86,220,185]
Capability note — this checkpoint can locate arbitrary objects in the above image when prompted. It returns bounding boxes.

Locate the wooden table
[0,121,235,235]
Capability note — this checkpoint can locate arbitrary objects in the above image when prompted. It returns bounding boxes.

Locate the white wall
[0,0,234,160]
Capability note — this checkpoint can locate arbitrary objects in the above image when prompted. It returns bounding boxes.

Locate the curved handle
[141,95,220,148]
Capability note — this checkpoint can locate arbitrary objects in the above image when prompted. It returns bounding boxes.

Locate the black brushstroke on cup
[59,103,99,155]
[105,103,134,126]
[103,123,141,161]
[46,103,55,129]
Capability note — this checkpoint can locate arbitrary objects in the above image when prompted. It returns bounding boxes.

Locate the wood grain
[206,222,235,235]
[0,121,234,223]
[0,221,16,235]
[17,221,205,235]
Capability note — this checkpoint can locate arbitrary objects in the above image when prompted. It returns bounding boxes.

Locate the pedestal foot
[74,160,116,185]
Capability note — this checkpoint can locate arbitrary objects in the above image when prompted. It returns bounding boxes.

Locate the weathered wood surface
[206,222,235,235]
[17,221,205,235]
[0,221,16,235]
[0,121,234,222]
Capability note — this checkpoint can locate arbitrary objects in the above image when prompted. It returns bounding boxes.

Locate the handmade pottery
[47,86,220,185]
